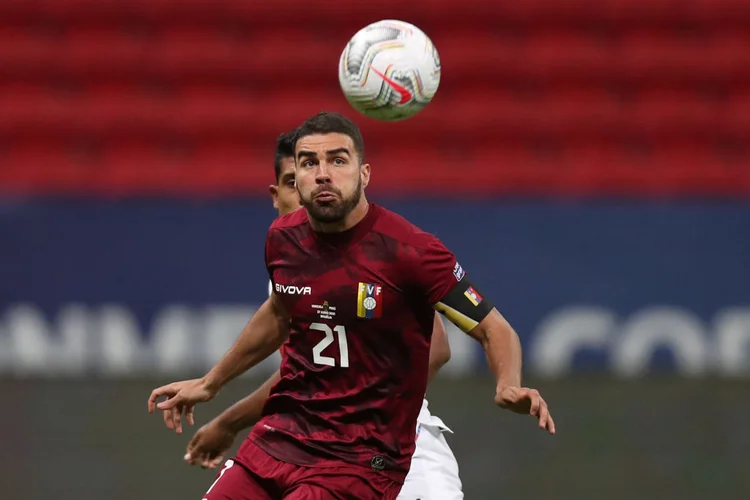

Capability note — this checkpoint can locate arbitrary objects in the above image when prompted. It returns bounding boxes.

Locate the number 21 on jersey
[310,322,349,367]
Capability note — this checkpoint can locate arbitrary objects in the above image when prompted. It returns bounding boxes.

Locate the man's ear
[360,163,371,189]
[269,184,280,210]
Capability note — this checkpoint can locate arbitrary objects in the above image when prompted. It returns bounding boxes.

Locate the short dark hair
[293,111,365,163]
[273,130,296,183]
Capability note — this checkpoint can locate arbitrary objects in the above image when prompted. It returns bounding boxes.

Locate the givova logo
[275,283,312,295]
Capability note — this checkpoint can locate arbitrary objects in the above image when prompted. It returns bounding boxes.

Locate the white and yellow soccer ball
[338,20,441,122]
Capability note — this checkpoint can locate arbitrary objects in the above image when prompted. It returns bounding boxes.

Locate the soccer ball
[338,20,441,122]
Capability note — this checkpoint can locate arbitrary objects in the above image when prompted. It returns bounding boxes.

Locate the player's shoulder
[268,207,308,232]
[371,204,442,250]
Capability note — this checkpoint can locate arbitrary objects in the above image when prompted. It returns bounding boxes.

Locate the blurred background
[1,0,749,498]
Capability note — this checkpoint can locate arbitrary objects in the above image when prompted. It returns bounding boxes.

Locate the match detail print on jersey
[357,282,383,319]
[434,279,493,333]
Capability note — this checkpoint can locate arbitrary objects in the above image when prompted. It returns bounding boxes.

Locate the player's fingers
[208,456,224,469]
[148,385,174,412]
[537,400,550,429]
[186,437,196,454]
[198,451,215,468]
[156,395,180,411]
[185,436,203,464]
[171,408,182,433]
[174,405,184,434]
[189,444,205,460]
[185,405,195,427]
[157,392,182,411]
[527,390,541,416]
[162,409,175,430]
[547,413,557,435]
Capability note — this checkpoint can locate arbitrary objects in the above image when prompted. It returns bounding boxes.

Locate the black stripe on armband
[434,279,494,333]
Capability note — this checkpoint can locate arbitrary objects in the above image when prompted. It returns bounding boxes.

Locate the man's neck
[308,198,370,234]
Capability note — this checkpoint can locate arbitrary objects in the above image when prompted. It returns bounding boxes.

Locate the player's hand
[495,386,556,435]
[147,378,217,434]
[184,420,237,469]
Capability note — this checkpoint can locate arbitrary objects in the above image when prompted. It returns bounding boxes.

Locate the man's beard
[299,176,363,224]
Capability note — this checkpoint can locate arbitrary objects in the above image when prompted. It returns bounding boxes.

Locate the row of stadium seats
[3,0,750,24]
[1,0,749,196]
[2,86,748,140]
[4,140,747,195]
[3,29,750,85]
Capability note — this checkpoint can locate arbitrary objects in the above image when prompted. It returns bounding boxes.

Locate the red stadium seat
[1,0,749,196]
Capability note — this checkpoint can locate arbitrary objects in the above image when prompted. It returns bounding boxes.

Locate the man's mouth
[315,192,337,202]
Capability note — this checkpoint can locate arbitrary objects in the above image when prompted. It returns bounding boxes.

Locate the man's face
[294,133,370,224]
[269,157,301,216]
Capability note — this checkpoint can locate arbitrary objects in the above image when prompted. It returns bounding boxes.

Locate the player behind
[148,112,555,500]
[179,131,464,498]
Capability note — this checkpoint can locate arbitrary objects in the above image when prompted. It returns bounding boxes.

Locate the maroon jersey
[247,203,464,483]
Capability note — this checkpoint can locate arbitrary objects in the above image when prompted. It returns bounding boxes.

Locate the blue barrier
[1,198,749,377]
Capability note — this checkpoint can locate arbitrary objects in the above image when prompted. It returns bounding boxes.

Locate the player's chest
[271,255,400,322]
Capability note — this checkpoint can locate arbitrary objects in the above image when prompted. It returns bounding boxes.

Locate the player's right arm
[146,293,290,433]
[202,292,289,391]
[427,311,450,383]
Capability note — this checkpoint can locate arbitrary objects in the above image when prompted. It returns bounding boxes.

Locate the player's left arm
[412,233,555,435]
[436,282,555,434]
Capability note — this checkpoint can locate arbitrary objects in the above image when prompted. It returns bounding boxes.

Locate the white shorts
[397,423,464,500]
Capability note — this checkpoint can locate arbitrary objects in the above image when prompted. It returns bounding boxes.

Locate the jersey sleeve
[408,232,494,333]
[408,233,462,306]
[265,232,285,357]
[265,228,276,287]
